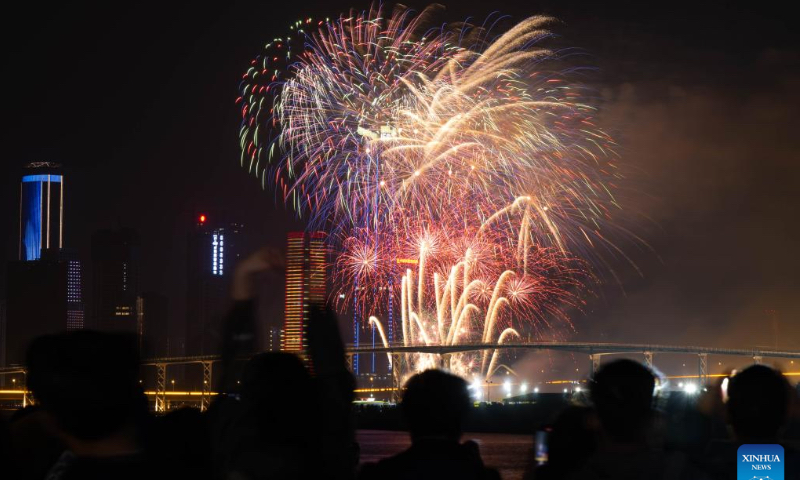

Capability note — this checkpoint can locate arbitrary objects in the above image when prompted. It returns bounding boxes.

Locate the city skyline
[0,6,798,478]
[0,1,798,379]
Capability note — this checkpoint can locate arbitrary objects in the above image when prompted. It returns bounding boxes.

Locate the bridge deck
[2,341,798,372]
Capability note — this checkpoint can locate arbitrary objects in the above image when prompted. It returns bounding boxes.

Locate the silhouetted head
[401,369,471,441]
[548,405,598,464]
[239,352,316,439]
[590,359,655,443]
[27,330,144,441]
[240,352,312,403]
[727,365,791,441]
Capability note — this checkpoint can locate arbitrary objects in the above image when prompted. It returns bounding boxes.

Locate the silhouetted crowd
[2,249,799,479]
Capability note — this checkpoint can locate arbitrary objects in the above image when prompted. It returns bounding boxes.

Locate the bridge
[2,342,797,412]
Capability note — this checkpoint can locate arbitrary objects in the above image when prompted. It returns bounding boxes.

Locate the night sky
[2,1,798,368]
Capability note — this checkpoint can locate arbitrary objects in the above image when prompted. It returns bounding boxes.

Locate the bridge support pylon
[21,370,33,407]
[698,354,708,386]
[391,353,402,403]
[439,353,451,371]
[201,361,213,412]
[590,354,601,376]
[643,351,654,370]
[155,363,167,413]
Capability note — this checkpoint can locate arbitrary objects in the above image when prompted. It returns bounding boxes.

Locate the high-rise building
[59,248,85,330]
[282,231,326,358]
[136,292,169,358]
[4,164,84,366]
[19,162,64,261]
[186,214,244,356]
[351,258,407,375]
[267,326,283,352]
[91,228,140,332]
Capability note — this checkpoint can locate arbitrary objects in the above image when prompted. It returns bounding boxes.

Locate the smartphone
[534,428,550,466]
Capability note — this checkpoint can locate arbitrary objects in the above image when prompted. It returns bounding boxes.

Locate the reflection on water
[357,430,532,480]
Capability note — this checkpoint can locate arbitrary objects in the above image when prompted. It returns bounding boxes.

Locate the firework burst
[239,4,623,378]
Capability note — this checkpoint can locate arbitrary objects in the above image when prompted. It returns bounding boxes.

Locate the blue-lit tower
[19,162,64,261]
[5,163,85,366]
[186,214,245,356]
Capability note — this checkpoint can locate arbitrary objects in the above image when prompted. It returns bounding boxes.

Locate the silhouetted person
[704,365,800,480]
[569,359,705,480]
[208,246,356,480]
[208,352,323,480]
[358,369,500,480]
[728,364,792,442]
[524,406,598,480]
[25,330,183,480]
[5,405,65,480]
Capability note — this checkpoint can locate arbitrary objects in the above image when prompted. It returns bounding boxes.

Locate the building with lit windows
[4,164,84,366]
[91,228,140,332]
[282,231,326,359]
[268,326,283,352]
[19,162,63,261]
[58,248,85,330]
[351,258,410,376]
[137,292,170,358]
[186,214,244,355]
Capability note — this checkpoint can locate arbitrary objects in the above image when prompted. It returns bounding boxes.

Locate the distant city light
[199,214,207,223]
[469,378,484,401]
[684,382,698,395]
[533,387,539,394]
[520,382,528,394]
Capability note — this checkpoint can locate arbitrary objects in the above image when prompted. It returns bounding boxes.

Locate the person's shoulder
[357,454,409,480]
[569,450,708,480]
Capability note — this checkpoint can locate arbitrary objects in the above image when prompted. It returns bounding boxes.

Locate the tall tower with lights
[186,214,244,355]
[282,231,326,359]
[91,228,140,332]
[19,162,64,261]
[5,163,84,366]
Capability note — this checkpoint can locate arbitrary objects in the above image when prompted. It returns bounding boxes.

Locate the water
[357,430,533,480]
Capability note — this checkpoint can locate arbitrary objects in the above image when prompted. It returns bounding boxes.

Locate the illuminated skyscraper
[59,248,85,330]
[282,232,326,357]
[268,327,283,352]
[19,162,63,261]
[186,214,244,355]
[91,228,140,332]
[4,164,84,366]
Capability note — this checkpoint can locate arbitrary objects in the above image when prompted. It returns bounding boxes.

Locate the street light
[171,379,175,392]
